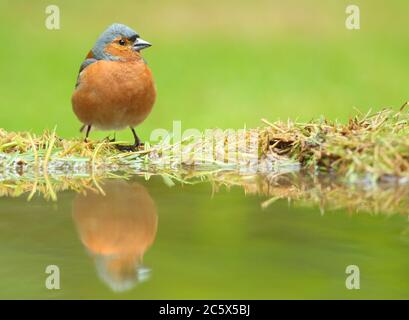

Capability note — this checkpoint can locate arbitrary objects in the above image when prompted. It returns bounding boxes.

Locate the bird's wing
[79,58,98,73]
[75,58,98,88]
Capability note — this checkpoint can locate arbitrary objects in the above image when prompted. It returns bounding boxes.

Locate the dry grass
[3,106,409,214]
[2,108,409,185]
[259,107,409,183]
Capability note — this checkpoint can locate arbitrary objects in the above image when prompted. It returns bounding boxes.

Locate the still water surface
[1,174,409,299]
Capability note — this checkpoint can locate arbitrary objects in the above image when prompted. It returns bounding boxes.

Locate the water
[1,173,409,299]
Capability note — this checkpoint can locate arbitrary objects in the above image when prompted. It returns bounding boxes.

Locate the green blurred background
[1,0,408,142]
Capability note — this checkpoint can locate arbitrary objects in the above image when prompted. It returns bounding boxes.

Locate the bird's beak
[132,38,152,52]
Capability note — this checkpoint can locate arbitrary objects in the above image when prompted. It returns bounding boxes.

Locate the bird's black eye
[119,39,126,46]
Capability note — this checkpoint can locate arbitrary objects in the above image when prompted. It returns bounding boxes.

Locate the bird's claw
[115,143,145,152]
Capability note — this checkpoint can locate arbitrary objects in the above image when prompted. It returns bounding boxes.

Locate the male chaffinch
[71,23,156,150]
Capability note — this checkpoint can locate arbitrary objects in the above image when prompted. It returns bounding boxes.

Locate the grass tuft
[1,108,409,184]
[259,107,409,183]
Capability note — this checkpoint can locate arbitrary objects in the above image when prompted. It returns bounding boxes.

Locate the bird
[71,23,156,151]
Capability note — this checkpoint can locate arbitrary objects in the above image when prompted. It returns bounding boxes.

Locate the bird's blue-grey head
[91,23,152,60]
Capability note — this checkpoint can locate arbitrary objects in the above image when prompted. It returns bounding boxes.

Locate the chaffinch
[72,23,156,150]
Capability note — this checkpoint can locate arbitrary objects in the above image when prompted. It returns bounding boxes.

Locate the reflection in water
[2,167,409,215]
[208,171,409,215]
[2,171,409,299]
[72,180,157,292]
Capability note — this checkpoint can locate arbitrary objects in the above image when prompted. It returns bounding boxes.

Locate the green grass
[2,108,409,195]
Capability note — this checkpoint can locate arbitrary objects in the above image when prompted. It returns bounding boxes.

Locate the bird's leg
[131,127,143,147]
[116,127,144,152]
[84,125,91,143]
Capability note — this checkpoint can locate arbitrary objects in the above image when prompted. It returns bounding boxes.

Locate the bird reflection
[72,180,157,292]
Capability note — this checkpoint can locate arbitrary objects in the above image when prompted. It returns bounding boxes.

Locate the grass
[3,107,409,215]
[2,107,409,185]
[260,107,409,183]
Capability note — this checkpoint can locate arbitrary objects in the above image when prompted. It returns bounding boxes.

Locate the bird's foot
[115,143,145,152]
[104,134,116,143]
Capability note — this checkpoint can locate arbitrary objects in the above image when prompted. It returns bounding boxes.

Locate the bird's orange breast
[72,59,156,130]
